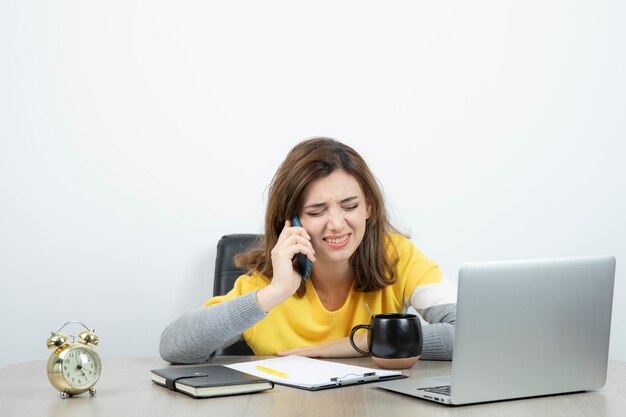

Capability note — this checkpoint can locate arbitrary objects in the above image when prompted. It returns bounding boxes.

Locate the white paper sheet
[225,356,403,389]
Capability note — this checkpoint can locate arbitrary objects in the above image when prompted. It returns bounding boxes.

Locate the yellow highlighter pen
[256,365,289,379]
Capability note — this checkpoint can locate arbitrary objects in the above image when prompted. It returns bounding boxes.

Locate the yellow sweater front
[204,233,442,355]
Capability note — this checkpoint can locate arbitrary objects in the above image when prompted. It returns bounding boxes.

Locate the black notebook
[150,365,274,398]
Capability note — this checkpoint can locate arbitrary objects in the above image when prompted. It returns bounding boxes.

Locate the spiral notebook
[225,356,406,391]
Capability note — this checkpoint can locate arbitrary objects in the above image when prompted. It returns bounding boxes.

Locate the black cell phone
[291,215,312,280]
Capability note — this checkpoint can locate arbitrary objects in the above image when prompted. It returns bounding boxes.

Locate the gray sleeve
[159,291,267,364]
[418,303,456,361]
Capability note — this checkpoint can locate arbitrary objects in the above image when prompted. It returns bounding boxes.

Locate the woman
[160,137,456,364]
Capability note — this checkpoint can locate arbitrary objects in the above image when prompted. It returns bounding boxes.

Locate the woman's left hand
[276,333,368,358]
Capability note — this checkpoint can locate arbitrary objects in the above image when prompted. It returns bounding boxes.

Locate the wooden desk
[1,357,625,417]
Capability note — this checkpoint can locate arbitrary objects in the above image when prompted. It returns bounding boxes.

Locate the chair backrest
[213,234,261,355]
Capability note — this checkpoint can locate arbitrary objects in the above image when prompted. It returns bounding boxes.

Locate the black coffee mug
[349,313,423,359]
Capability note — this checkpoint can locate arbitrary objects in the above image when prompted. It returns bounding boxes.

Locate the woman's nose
[327,209,345,231]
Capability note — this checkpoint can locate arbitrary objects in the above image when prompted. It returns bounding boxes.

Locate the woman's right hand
[255,219,316,312]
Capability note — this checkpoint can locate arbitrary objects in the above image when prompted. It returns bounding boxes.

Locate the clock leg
[60,391,71,399]
[89,387,97,396]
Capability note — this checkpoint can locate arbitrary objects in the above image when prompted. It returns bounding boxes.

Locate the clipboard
[225,356,408,391]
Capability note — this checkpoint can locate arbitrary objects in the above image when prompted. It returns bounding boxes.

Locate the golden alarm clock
[46,321,102,399]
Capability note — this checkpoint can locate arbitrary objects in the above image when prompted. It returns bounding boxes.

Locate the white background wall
[1,1,624,370]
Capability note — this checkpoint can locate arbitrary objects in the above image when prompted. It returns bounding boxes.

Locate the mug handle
[349,324,372,356]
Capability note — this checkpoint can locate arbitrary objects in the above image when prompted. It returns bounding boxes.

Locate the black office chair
[213,233,262,355]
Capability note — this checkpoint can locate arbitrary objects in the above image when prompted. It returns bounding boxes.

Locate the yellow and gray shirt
[160,233,457,364]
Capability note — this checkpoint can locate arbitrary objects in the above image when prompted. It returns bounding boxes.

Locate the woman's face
[299,169,371,267]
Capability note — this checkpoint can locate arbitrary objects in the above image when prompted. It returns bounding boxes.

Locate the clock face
[61,346,101,388]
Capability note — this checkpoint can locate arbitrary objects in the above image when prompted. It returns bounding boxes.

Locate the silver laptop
[376,256,616,405]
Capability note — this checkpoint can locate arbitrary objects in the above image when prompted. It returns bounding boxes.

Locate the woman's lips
[323,234,351,249]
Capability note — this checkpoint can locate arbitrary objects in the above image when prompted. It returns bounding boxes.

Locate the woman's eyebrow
[303,196,360,209]
[303,202,326,210]
[340,196,359,204]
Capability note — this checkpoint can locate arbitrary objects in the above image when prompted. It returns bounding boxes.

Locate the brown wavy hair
[235,137,401,297]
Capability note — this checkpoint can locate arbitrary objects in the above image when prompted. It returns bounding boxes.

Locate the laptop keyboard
[422,385,451,396]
